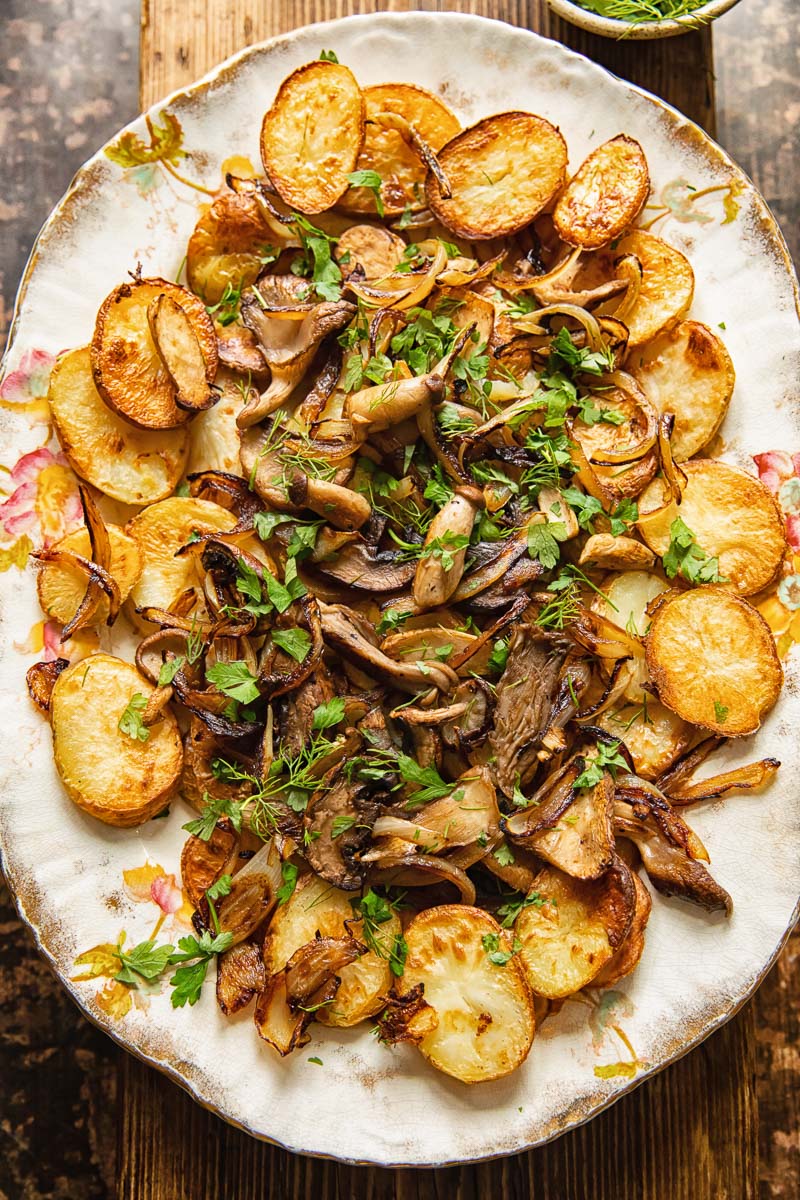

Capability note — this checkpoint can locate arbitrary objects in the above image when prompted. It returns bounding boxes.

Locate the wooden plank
[125,5,758,1198]
[118,1004,758,1199]
[139,0,715,133]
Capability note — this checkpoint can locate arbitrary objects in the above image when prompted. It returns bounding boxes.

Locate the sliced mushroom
[315,538,416,591]
[335,224,406,279]
[348,370,445,435]
[579,533,656,571]
[613,776,732,913]
[180,818,240,908]
[215,324,269,378]
[509,773,616,881]
[239,294,356,427]
[489,626,567,796]
[320,602,459,693]
[413,485,484,609]
[287,472,372,531]
[216,839,283,944]
[303,764,381,890]
[284,936,365,1008]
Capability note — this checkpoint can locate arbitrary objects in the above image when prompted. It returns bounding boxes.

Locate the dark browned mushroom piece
[488,625,567,797]
[613,775,732,914]
[315,539,417,592]
[320,602,459,694]
[216,939,267,1016]
[303,764,382,891]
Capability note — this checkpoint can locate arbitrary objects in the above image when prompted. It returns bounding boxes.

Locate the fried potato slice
[261,61,365,214]
[638,459,787,596]
[610,230,693,347]
[515,860,636,999]
[592,870,652,988]
[401,905,534,1083]
[598,699,692,781]
[148,293,216,412]
[49,348,188,504]
[186,375,245,476]
[646,586,783,735]
[187,192,280,305]
[425,112,568,240]
[263,874,400,1027]
[91,278,218,429]
[553,135,650,250]
[37,524,141,627]
[633,321,735,461]
[340,83,460,217]
[125,497,236,618]
[51,653,182,826]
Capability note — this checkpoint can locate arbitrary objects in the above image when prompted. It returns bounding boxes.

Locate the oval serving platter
[1,11,799,1167]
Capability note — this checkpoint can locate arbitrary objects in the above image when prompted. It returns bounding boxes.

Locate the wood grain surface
[0,1,797,1197]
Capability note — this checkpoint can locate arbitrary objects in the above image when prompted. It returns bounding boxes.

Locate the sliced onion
[578,372,659,466]
[658,413,688,499]
[495,246,582,295]
[574,660,629,720]
[611,254,643,324]
[664,758,780,806]
[33,548,121,640]
[367,853,476,904]
[512,303,603,350]
[568,605,641,660]
[348,243,447,310]
[437,252,505,287]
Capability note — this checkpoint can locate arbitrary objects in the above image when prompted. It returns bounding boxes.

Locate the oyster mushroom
[315,538,417,591]
[320,602,459,693]
[239,292,356,427]
[303,764,382,890]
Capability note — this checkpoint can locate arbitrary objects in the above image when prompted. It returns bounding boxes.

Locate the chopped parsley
[662,517,724,584]
[573,741,628,790]
[118,693,149,743]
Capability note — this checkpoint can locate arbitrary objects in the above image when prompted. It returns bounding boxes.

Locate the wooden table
[125,4,759,1198]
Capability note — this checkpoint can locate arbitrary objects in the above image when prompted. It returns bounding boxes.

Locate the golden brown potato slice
[148,294,216,412]
[51,654,182,826]
[553,135,650,250]
[260,61,365,214]
[125,497,235,618]
[334,223,406,279]
[598,699,692,781]
[592,870,652,988]
[401,905,534,1083]
[263,874,400,1028]
[637,459,787,596]
[515,860,636,999]
[425,112,568,240]
[37,524,141,626]
[592,569,667,704]
[633,321,735,461]
[187,191,281,305]
[610,230,694,347]
[186,375,245,476]
[339,83,460,217]
[646,586,783,735]
[49,347,188,505]
[91,279,218,430]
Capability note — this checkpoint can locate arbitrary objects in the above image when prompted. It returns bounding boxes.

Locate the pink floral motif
[150,873,184,915]
[0,348,55,423]
[0,447,82,548]
[753,451,800,497]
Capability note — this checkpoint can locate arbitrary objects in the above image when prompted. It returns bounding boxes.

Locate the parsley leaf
[346,169,384,217]
[527,521,568,570]
[276,861,299,906]
[493,843,516,867]
[496,891,546,928]
[662,517,724,584]
[376,608,412,636]
[118,693,150,743]
[182,792,247,841]
[488,637,510,675]
[311,697,346,731]
[561,485,604,532]
[396,755,454,807]
[115,939,175,985]
[169,931,234,1008]
[331,815,357,839]
[713,700,729,724]
[157,656,184,687]
[423,463,454,507]
[290,214,342,302]
[350,889,407,976]
[319,48,338,61]
[573,741,628,790]
[609,497,639,536]
[481,932,519,966]
[271,627,312,663]
[206,660,260,705]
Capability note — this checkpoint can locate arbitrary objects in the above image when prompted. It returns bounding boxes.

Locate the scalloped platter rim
[1,10,800,1167]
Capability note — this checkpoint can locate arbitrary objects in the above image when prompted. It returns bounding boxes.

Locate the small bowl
[546,0,741,39]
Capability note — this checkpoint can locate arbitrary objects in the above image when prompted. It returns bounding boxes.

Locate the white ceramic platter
[1,11,799,1167]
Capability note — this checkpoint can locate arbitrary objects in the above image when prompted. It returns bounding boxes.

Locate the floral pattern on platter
[72,861,194,1020]
[753,451,800,656]
[105,110,216,198]
[640,176,742,232]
